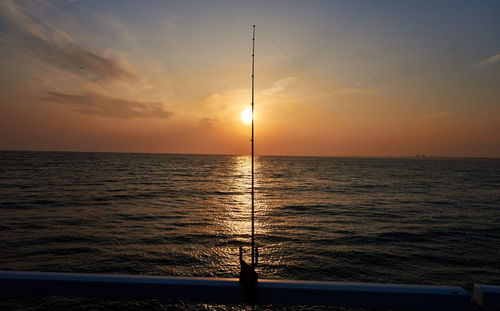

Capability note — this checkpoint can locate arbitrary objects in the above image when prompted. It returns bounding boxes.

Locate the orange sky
[0,1,499,157]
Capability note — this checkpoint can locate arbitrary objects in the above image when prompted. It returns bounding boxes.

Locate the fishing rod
[239,25,258,304]
[251,23,256,267]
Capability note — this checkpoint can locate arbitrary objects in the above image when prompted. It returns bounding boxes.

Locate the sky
[0,0,499,157]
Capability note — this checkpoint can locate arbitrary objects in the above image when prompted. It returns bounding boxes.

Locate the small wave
[424,200,453,205]
[214,190,246,195]
[9,222,47,230]
[30,235,102,245]
[0,202,36,210]
[24,246,102,257]
[377,231,429,243]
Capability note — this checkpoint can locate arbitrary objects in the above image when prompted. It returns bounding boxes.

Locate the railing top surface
[0,270,477,310]
[0,270,238,285]
[0,270,469,294]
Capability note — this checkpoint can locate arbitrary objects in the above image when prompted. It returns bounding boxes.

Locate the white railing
[0,270,488,310]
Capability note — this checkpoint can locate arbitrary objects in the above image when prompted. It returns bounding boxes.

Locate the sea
[1,151,499,310]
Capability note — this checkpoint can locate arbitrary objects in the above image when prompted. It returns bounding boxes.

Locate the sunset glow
[0,1,499,157]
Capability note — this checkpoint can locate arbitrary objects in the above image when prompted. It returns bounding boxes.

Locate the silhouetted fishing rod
[251,24,256,268]
[239,25,258,304]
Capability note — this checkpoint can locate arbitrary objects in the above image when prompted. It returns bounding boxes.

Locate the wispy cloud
[473,53,500,67]
[199,117,217,128]
[203,89,247,111]
[43,92,173,119]
[95,12,137,48]
[0,0,136,82]
[333,87,378,96]
[263,77,297,96]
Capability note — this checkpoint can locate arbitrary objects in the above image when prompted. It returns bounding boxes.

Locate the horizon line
[1,149,499,160]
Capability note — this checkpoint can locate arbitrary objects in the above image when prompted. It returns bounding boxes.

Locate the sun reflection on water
[221,155,270,240]
[206,155,281,276]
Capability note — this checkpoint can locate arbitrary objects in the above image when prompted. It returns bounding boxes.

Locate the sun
[241,107,253,124]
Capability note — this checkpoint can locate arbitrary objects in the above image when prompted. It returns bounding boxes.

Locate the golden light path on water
[204,155,283,277]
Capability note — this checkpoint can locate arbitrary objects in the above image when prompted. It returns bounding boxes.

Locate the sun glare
[241,107,253,124]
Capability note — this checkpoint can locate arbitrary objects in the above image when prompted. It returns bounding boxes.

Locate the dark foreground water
[1,151,499,310]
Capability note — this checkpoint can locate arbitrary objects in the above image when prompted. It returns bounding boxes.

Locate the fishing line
[256,26,384,146]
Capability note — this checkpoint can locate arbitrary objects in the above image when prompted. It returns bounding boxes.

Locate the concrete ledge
[0,271,470,310]
[473,284,500,311]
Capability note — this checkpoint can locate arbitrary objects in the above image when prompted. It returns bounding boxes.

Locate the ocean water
[1,151,499,310]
